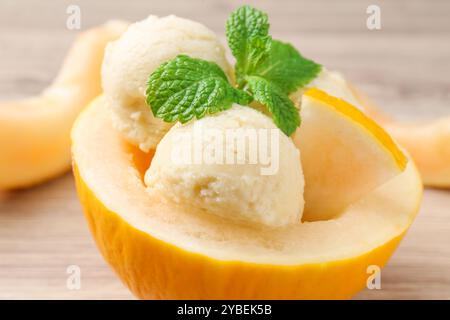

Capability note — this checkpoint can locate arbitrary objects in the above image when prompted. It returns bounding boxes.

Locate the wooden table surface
[1,0,449,300]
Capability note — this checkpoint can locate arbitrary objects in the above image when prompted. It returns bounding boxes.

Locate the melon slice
[0,21,127,189]
[293,88,407,221]
[72,96,422,299]
[291,69,450,189]
[351,87,450,188]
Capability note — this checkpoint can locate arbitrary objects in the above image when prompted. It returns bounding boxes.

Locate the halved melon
[72,96,422,299]
[0,21,127,189]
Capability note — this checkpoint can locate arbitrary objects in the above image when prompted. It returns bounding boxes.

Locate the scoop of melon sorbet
[144,105,305,227]
[102,15,232,152]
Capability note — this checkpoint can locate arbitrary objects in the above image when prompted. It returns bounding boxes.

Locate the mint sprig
[226,5,271,87]
[226,6,321,135]
[146,55,251,123]
[145,5,321,136]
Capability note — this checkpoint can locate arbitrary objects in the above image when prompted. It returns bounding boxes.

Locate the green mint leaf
[146,55,248,123]
[253,39,322,94]
[246,76,300,136]
[234,88,254,105]
[226,5,271,85]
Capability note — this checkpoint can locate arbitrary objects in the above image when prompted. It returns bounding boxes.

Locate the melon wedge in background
[0,21,127,189]
[72,96,422,299]
[294,88,408,221]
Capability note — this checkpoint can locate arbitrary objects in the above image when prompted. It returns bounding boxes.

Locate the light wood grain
[1,0,449,300]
